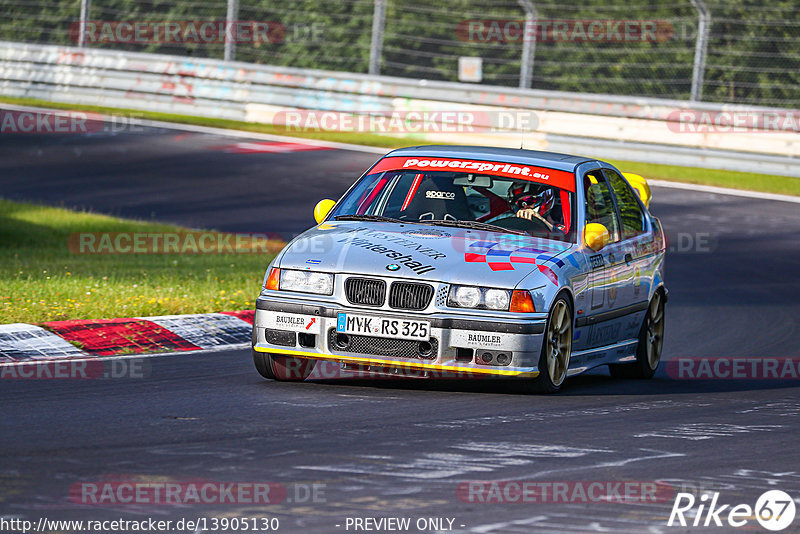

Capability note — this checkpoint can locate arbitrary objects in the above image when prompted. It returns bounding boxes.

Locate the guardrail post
[78,0,91,48]
[517,0,537,89]
[689,0,710,101]
[368,0,386,75]
[224,0,239,61]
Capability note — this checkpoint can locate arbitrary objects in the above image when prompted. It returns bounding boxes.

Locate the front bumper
[253,296,546,378]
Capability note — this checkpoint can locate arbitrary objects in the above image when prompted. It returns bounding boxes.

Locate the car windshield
[330,156,577,242]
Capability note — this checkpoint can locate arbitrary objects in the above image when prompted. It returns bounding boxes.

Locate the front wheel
[253,350,316,381]
[609,290,665,379]
[526,295,573,393]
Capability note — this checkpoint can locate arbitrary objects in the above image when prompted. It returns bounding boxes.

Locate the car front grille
[389,282,434,310]
[327,329,437,360]
[345,277,386,306]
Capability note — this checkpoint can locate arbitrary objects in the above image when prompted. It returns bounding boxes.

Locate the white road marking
[416,400,714,429]
[467,516,548,533]
[512,448,686,481]
[466,513,664,534]
[635,423,784,440]
[297,443,610,479]
[736,401,800,417]
[649,179,800,204]
[451,442,608,457]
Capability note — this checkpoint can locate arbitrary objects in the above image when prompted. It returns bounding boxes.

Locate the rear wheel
[609,290,665,379]
[252,350,315,381]
[526,295,573,393]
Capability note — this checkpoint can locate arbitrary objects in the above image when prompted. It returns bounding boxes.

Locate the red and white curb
[0,323,88,361]
[212,141,335,154]
[0,312,253,364]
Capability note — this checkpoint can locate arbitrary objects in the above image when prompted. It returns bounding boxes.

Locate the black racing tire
[521,294,573,394]
[253,349,277,379]
[609,290,665,379]
[252,350,316,381]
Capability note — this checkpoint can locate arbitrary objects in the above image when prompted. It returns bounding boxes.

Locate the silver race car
[252,146,667,392]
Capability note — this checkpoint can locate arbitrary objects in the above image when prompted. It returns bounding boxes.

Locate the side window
[605,169,646,239]
[582,170,620,242]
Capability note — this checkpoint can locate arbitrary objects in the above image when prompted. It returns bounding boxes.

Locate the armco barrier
[0,41,797,176]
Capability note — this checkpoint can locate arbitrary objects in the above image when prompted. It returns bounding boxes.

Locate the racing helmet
[507,183,557,218]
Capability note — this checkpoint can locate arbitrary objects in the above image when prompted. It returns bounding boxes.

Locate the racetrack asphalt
[2,118,800,532]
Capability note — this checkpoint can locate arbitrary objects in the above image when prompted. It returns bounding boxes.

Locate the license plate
[336,313,430,341]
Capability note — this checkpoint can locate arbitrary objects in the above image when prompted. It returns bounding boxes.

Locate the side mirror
[584,223,610,251]
[623,173,652,209]
[313,199,336,224]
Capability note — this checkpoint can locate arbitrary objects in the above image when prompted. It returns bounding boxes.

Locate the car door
[603,167,654,339]
[579,168,630,349]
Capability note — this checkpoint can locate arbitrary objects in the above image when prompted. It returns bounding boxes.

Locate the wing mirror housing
[623,173,652,209]
[313,199,336,224]
[584,223,610,251]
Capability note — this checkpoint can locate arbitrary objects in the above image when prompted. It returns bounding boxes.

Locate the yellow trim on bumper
[253,345,538,377]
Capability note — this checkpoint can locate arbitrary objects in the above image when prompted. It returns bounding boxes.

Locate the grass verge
[1,95,798,196]
[0,198,276,323]
[605,159,800,196]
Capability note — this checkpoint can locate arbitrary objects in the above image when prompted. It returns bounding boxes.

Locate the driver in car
[508,182,564,233]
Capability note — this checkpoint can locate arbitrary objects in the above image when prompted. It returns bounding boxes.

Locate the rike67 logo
[668,490,796,531]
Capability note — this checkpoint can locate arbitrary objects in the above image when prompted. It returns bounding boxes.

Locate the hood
[276,221,574,288]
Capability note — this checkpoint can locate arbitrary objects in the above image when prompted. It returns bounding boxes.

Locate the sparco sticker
[426,191,456,199]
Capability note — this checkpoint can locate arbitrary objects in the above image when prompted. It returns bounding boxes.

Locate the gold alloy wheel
[545,299,572,387]
[645,291,665,370]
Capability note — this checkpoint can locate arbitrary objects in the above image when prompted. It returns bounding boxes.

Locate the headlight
[447,285,511,311]
[484,289,511,310]
[279,269,334,295]
[453,286,481,308]
[307,272,334,294]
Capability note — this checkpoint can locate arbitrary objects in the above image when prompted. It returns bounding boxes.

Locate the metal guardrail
[0,41,797,177]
